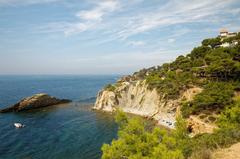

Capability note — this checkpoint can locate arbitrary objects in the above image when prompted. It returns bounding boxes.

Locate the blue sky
[0,0,240,75]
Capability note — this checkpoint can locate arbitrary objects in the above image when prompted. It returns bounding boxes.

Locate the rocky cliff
[93,77,207,132]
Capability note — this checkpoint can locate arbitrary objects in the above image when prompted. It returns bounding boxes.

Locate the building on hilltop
[219,28,228,37]
[218,29,239,48]
[219,29,237,38]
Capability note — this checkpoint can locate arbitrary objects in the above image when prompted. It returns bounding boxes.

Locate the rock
[0,93,71,113]
[187,115,217,136]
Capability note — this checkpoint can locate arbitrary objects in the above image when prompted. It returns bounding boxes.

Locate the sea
[0,75,120,159]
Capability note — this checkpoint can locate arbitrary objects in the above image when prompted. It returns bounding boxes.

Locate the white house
[220,29,228,37]
[220,42,230,47]
[219,29,237,38]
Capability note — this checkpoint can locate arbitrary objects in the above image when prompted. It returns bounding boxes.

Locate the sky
[0,0,240,75]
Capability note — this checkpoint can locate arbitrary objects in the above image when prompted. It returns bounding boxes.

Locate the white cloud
[167,38,175,43]
[33,22,90,36]
[227,8,240,15]
[0,0,60,5]
[76,1,119,21]
[8,0,121,36]
[64,23,92,36]
[63,0,120,35]
[35,0,239,41]
[115,0,238,39]
[128,40,145,46]
[76,9,104,21]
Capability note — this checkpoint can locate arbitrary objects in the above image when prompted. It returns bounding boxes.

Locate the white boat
[14,123,25,128]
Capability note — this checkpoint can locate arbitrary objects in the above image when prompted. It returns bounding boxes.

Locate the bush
[218,101,240,129]
[189,147,212,159]
[147,71,196,99]
[190,101,240,151]
[104,84,116,92]
[189,46,210,60]
[101,111,184,159]
[181,82,234,117]
[170,55,192,71]
[201,37,221,48]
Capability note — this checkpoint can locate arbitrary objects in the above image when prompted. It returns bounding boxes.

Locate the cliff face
[94,81,165,117]
[93,79,204,130]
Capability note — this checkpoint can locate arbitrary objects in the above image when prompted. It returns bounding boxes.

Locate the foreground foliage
[101,110,186,159]
[102,105,240,159]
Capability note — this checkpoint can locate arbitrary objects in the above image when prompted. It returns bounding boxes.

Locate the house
[220,42,230,47]
[219,28,228,37]
[228,32,237,37]
[219,29,237,38]
[218,29,239,48]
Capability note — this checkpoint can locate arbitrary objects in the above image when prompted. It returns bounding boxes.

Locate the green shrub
[189,46,210,59]
[181,82,234,117]
[201,37,221,48]
[189,147,212,159]
[146,71,197,99]
[104,84,116,92]
[101,111,184,159]
[218,101,240,129]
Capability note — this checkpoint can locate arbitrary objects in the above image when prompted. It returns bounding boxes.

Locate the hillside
[94,32,240,134]
[94,32,240,159]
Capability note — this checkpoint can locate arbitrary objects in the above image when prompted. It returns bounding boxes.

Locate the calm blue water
[0,75,119,159]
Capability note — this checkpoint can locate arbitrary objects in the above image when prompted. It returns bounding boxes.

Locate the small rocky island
[0,93,71,113]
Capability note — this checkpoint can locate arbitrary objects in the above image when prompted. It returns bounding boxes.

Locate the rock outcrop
[0,93,71,113]
[187,115,217,136]
[93,80,203,130]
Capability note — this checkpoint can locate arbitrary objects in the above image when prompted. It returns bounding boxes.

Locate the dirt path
[212,142,240,159]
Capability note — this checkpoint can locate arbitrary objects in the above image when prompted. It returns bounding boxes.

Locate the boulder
[0,93,71,113]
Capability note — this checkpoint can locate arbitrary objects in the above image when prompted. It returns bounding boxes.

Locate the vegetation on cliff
[146,42,240,101]
[144,33,240,117]
[181,82,235,117]
[100,34,240,159]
